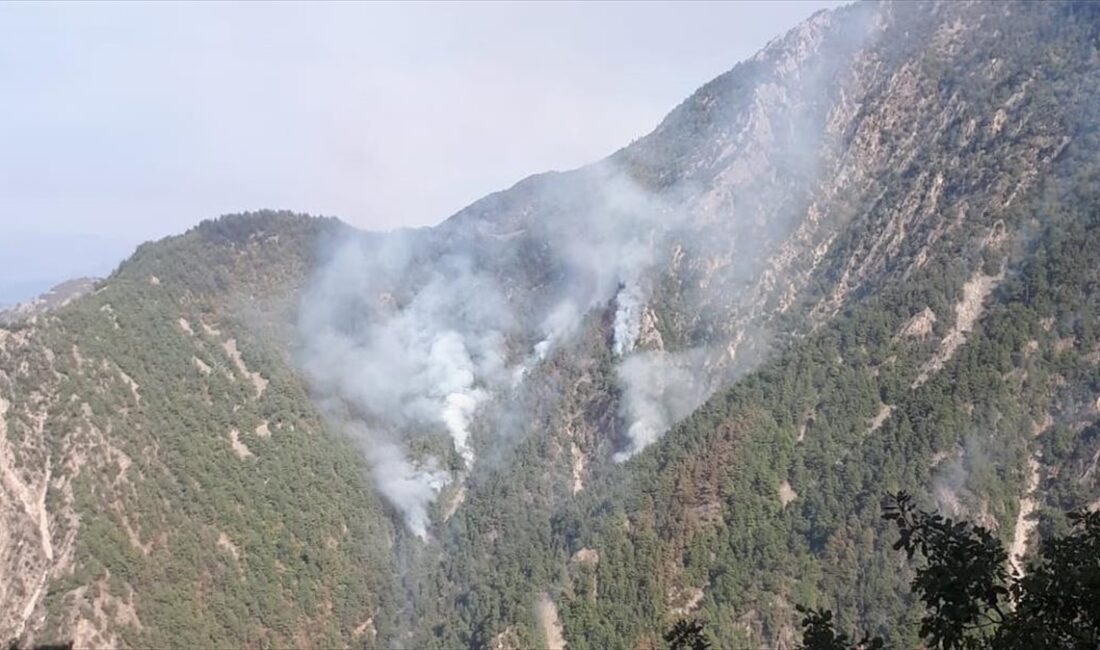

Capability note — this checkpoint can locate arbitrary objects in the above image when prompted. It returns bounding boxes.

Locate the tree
[665,618,712,650]
[795,607,883,650]
[800,492,1100,649]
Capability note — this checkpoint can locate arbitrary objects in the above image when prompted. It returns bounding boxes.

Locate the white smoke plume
[536,299,581,361]
[299,232,516,536]
[288,1,896,536]
[613,349,709,462]
[343,419,451,540]
[427,330,493,464]
[299,165,713,533]
[612,280,647,357]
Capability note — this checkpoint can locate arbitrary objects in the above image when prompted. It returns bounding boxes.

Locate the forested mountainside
[1,215,396,647]
[4,1,1100,648]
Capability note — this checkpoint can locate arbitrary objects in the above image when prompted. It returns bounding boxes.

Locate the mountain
[4,1,1100,648]
[1,214,399,648]
[0,279,98,327]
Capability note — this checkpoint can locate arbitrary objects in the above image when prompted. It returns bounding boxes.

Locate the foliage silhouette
[665,618,712,650]
[799,492,1100,649]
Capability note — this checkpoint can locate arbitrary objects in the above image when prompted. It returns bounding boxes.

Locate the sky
[0,0,842,306]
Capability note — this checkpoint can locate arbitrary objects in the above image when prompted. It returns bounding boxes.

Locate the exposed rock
[117,368,141,404]
[490,626,521,650]
[1009,455,1040,576]
[1010,415,1052,577]
[571,548,600,566]
[3,2,1099,647]
[535,593,566,650]
[222,338,268,397]
[899,307,937,340]
[352,617,376,641]
[868,403,894,434]
[668,586,705,617]
[913,269,1003,388]
[227,429,253,459]
[193,357,212,375]
[570,442,586,495]
[778,480,798,508]
[200,319,221,338]
[217,532,241,561]
[442,484,466,522]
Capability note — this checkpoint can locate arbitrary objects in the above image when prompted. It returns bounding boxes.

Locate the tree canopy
[799,492,1100,649]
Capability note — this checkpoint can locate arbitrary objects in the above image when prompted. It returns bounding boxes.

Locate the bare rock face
[5,2,1100,648]
[0,326,73,644]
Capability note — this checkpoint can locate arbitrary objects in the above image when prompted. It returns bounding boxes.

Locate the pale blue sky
[0,0,841,305]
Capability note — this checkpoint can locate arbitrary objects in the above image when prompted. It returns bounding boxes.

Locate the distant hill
[4,2,1100,648]
[0,278,99,326]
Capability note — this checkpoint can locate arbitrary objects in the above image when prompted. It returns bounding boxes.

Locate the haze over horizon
[0,0,840,306]
[6,2,1100,647]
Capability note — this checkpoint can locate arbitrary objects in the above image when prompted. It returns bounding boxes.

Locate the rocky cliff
[4,2,1100,648]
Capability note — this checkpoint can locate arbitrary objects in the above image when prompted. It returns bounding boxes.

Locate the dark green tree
[800,492,1100,649]
[795,607,883,650]
[664,618,712,650]
[882,491,1010,648]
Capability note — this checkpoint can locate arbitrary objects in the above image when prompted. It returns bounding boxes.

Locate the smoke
[298,230,520,537]
[289,0,895,541]
[426,330,497,464]
[537,299,581,360]
[931,446,969,518]
[343,418,451,540]
[507,170,709,459]
[298,164,712,535]
[613,349,708,462]
[929,414,1025,527]
[612,280,647,357]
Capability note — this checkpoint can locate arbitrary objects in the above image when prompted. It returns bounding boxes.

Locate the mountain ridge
[4,1,1100,648]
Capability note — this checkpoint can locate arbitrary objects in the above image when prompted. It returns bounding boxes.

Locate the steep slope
[4,1,1100,649]
[373,2,1100,648]
[2,213,397,648]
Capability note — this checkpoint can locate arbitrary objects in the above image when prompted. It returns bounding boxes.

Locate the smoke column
[298,233,516,537]
[298,164,721,532]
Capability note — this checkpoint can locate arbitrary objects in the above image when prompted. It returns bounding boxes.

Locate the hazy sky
[0,1,841,305]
